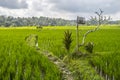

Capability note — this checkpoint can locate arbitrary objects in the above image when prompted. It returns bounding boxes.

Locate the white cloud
[0,0,120,20]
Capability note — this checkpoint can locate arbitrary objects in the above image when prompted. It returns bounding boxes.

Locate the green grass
[0,31,62,80]
[0,25,120,80]
[90,52,120,80]
[69,60,104,80]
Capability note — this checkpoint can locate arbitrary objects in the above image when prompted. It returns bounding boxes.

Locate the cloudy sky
[0,0,120,20]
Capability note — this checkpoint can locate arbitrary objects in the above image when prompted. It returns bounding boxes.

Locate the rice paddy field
[0,25,120,80]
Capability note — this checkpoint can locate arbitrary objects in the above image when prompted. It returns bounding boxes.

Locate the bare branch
[79,9,103,47]
[79,25,100,47]
[95,12,100,16]
[100,9,104,15]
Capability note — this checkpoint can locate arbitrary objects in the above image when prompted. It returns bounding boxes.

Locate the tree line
[0,15,119,27]
[0,15,75,27]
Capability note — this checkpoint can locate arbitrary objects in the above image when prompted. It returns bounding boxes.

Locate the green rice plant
[0,26,120,80]
[0,39,61,80]
[90,52,120,80]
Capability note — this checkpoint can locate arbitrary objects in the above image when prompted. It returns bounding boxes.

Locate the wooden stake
[76,16,79,52]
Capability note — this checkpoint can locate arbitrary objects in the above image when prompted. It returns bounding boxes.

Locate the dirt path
[37,50,74,80]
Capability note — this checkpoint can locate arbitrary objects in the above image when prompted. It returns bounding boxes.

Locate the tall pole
[76,16,79,52]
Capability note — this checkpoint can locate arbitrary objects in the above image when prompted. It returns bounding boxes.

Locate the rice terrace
[0,0,120,80]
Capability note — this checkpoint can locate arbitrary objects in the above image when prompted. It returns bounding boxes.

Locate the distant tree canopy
[0,15,119,27]
[0,15,75,27]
